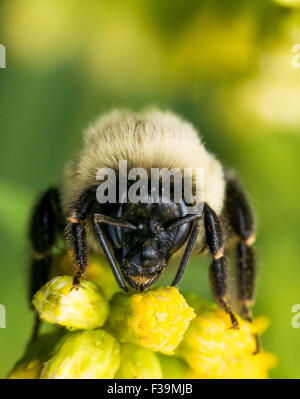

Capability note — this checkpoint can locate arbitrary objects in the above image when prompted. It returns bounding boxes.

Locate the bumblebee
[29,109,258,348]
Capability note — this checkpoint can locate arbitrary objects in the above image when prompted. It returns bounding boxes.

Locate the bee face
[105,201,192,290]
[120,220,170,289]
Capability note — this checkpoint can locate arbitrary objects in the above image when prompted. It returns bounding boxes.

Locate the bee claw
[229,312,239,330]
[252,333,261,355]
[71,276,84,291]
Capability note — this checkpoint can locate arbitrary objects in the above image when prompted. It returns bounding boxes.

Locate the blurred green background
[0,0,300,379]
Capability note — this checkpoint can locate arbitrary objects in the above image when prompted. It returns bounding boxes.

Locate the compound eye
[106,204,123,248]
[169,222,192,255]
[106,225,122,249]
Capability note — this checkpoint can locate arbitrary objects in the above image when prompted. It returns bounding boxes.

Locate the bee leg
[64,189,96,287]
[224,171,260,353]
[94,214,137,230]
[64,220,88,287]
[236,241,260,353]
[204,203,239,330]
[29,187,62,340]
[171,216,202,287]
[29,316,41,344]
[93,219,129,292]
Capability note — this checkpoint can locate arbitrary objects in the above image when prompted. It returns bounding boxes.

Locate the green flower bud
[51,252,120,300]
[7,331,63,379]
[41,329,120,379]
[32,276,109,330]
[157,354,199,379]
[116,343,162,379]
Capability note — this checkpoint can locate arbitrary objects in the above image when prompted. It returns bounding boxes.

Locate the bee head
[105,200,192,290]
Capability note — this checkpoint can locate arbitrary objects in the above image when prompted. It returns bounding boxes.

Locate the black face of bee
[105,201,192,290]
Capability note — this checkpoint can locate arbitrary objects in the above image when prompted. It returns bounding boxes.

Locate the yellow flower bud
[178,303,277,379]
[32,276,109,330]
[107,287,195,354]
[7,331,63,379]
[41,329,120,379]
[51,251,120,300]
[116,343,162,379]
